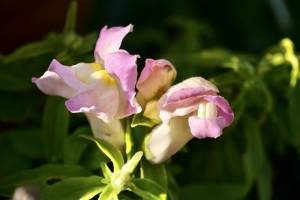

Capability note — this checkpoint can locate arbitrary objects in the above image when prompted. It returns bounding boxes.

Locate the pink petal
[188,96,234,139]
[160,77,219,108]
[202,95,234,126]
[48,59,85,91]
[65,81,120,122]
[32,71,74,98]
[137,58,176,102]
[104,51,141,117]
[188,116,224,139]
[94,24,133,63]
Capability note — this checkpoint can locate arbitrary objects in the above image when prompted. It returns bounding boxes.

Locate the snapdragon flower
[145,77,234,163]
[136,59,176,122]
[32,25,141,149]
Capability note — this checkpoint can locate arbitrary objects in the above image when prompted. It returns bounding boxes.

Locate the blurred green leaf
[9,128,43,159]
[80,135,124,172]
[42,96,70,162]
[0,164,92,197]
[289,79,300,151]
[63,126,91,164]
[79,144,109,171]
[0,92,41,122]
[257,161,272,200]
[3,34,62,63]
[140,159,167,190]
[129,178,167,200]
[179,184,246,200]
[42,176,105,200]
[98,184,117,200]
[243,117,269,192]
[131,113,156,128]
[63,1,78,33]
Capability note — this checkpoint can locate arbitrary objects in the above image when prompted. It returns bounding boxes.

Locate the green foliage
[0,164,92,197]
[43,96,70,162]
[1,1,300,200]
[42,176,105,200]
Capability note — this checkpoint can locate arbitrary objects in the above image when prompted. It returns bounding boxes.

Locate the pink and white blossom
[145,77,234,163]
[33,24,141,148]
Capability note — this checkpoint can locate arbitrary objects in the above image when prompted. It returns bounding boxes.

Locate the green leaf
[128,178,167,200]
[289,80,300,150]
[179,184,246,200]
[257,161,272,200]
[100,163,112,180]
[42,96,70,162]
[243,117,266,189]
[9,128,43,159]
[42,176,105,200]
[98,184,118,200]
[63,1,78,33]
[3,34,62,63]
[0,164,92,196]
[63,126,91,164]
[79,144,109,170]
[0,92,41,122]
[80,135,124,172]
[131,113,156,128]
[140,159,167,190]
[125,119,134,160]
[121,151,143,175]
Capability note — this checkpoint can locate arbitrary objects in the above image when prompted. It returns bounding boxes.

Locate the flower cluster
[33,24,234,164]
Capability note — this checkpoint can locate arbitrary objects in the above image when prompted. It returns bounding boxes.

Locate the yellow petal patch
[90,62,104,70]
[90,70,116,85]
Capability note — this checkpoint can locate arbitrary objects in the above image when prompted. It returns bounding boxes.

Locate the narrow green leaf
[131,113,156,128]
[0,164,92,196]
[79,144,109,171]
[125,119,133,160]
[128,178,167,200]
[122,151,143,175]
[140,159,167,190]
[257,161,272,200]
[42,96,70,162]
[243,117,266,190]
[63,1,78,33]
[3,34,62,63]
[98,184,118,200]
[100,163,112,180]
[42,176,105,200]
[80,135,124,172]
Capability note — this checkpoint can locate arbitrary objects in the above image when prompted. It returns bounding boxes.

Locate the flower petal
[94,24,133,63]
[48,59,85,92]
[65,81,120,122]
[202,95,234,126]
[160,77,219,107]
[137,59,176,104]
[188,96,234,139]
[86,113,125,149]
[32,70,75,98]
[146,117,193,164]
[188,116,224,138]
[104,51,141,117]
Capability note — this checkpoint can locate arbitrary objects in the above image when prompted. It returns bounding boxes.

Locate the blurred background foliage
[1,0,300,199]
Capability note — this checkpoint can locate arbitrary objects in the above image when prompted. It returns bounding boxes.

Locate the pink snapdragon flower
[32,24,141,148]
[136,59,176,122]
[145,77,234,163]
